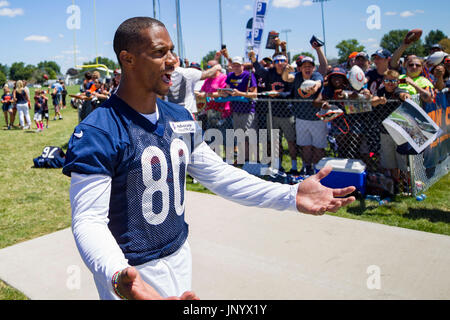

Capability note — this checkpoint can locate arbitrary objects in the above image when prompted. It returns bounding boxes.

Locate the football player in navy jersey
[63,17,356,300]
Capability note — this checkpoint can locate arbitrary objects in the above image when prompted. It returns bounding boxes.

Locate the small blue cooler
[314,158,366,195]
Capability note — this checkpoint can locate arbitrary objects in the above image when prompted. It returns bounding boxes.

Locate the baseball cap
[231,56,244,65]
[371,49,392,59]
[431,44,443,50]
[356,52,369,60]
[298,56,315,66]
[326,67,347,78]
[348,51,359,59]
[295,55,305,64]
[189,62,201,70]
[114,69,121,75]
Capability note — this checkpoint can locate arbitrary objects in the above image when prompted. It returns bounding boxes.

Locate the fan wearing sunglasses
[398,57,434,103]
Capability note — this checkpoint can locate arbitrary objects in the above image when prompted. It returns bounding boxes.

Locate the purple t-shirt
[226,70,257,113]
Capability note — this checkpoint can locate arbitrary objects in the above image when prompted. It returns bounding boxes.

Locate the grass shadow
[403,208,450,223]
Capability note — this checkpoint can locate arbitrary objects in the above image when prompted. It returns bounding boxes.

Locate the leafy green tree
[37,61,61,77]
[201,50,217,68]
[335,39,365,63]
[292,52,315,63]
[438,38,450,53]
[380,29,426,57]
[424,30,448,53]
[0,70,6,87]
[9,62,36,81]
[0,64,8,78]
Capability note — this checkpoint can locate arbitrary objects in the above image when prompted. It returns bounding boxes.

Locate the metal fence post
[267,99,277,171]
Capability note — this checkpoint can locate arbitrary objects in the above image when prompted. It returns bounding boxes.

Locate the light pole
[281,29,291,60]
[218,0,224,67]
[313,0,329,57]
[175,0,184,61]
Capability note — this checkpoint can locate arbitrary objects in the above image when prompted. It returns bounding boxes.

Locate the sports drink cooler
[315,158,367,195]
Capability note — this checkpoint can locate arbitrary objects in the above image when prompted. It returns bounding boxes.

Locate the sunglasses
[408,63,422,68]
[384,79,398,84]
[274,59,286,64]
[206,65,212,69]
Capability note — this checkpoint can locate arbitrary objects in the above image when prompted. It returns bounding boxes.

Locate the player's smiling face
[134,26,176,96]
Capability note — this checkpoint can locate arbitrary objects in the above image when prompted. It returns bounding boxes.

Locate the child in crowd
[41,90,50,129]
[33,89,44,132]
[371,69,411,189]
[2,85,13,130]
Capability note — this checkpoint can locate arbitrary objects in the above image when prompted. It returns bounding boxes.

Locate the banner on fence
[422,91,450,168]
[382,98,442,155]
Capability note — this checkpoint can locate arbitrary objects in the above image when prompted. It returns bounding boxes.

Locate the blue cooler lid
[315,157,366,173]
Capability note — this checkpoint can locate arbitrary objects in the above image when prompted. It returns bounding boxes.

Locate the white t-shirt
[167,67,202,114]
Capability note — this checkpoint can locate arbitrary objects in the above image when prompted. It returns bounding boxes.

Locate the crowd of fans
[158,32,449,193]
[2,30,448,192]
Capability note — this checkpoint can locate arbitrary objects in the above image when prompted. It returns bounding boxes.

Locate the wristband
[112,270,127,300]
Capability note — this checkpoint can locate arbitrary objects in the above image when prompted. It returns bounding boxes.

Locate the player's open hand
[116,266,200,300]
[296,165,356,215]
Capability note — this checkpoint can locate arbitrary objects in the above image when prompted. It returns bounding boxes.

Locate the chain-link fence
[200,93,449,198]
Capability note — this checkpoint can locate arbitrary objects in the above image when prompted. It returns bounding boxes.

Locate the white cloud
[24,35,50,43]
[362,38,377,43]
[385,11,397,16]
[58,33,64,38]
[0,1,10,8]
[0,7,23,17]
[302,0,313,6]
[244,4,252,11]
[415,9,425,14]
[400,10,415,18]
[272,0,301,9]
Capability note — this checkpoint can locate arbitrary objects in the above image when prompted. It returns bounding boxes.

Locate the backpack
[33,146,66,168]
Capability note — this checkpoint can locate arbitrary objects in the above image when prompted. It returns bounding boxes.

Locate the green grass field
[0,85,448,299]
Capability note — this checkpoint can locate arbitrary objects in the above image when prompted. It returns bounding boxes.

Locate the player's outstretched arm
[115,267,200,300]
[296,165,356,215]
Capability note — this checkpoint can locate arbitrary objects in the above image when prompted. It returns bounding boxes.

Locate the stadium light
[312,0,329,57]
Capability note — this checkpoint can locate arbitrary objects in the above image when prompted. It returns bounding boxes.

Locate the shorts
[95,241,192,300]
[2,104,13,112]
[53,94,61,109]
[43,111,49,119]
[33,111,43,122]
[295,118,328,148]
[269,116,296,142]
[380,133,407,171]
[233,112,256,131]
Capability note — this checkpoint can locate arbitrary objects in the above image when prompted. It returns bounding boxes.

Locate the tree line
[0,56,119,87]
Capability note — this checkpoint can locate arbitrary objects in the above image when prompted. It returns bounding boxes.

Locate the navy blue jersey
[63,94,203,266]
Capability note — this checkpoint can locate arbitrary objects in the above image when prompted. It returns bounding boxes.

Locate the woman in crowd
[398,57,434,103]
[13,80,31,129]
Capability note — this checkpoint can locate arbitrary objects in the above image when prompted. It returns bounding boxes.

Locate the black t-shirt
[365,68,385,95]
[253,61,293,117]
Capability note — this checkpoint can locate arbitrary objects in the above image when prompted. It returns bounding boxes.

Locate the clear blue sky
[0,0,448,73]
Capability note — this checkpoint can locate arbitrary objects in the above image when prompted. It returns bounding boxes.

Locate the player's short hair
[113,17,166,67]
